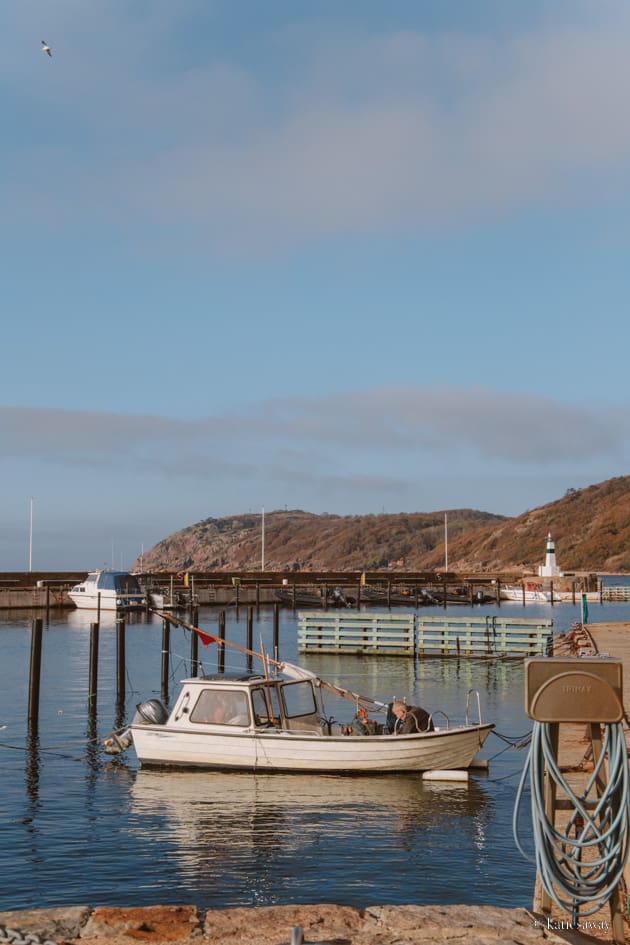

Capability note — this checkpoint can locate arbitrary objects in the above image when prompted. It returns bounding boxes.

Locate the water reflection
[129,769,492,906]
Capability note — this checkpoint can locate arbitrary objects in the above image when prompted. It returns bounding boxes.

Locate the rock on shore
[0,903,607,945]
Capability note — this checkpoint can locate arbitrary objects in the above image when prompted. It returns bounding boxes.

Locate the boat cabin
[169,673,325,735]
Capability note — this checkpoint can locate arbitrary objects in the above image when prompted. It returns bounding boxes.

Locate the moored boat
[105,663,494,774]
[69,570,148,611]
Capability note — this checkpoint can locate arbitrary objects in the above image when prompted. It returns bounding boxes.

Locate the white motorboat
[68,570,148,611]
[499,582,555,603]
[105,664,494,774]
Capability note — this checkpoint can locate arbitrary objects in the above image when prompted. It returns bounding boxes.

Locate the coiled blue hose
[513,720,630,917]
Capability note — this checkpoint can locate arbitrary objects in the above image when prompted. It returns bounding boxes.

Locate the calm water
[2,597,630,913]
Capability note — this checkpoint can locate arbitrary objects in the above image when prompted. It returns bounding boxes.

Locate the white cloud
[1,387,625,478]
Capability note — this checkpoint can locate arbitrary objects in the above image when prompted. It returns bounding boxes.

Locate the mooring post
[45,585,50,623]
[356,581,361,609]
[292,583,296,608]
[273,603,280,659]
[28,617,44,731]
[387,581,391,608]
[116,616,126,706]
[322,583,327,610]
[190,623,199,677]
[88,621,99,715]
[161,617,170,703]
[246,606,253,671]
[255,582,260,609]
[218,610,226,673]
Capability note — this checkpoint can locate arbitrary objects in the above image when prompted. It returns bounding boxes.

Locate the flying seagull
[41,40,52,57]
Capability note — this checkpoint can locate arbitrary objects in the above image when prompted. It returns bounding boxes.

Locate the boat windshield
[281,680,318,719]
[189,688,251,726]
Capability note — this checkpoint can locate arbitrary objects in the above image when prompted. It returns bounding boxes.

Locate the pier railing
[298,611,553,658]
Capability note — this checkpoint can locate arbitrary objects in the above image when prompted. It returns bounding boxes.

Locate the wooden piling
[273,603,280,659]
[116,617,125,706]
[88,622,99,714]
[161,617,170,703]
[28,617,43,731]
[246,607,253,671]
[190,623,199,677]
[218,610,226,673]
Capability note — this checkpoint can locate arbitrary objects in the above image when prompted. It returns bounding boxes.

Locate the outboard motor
[132,699,168,725]
[102,699,168,755]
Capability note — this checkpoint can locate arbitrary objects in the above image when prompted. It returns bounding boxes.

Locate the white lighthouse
[538,532,563,577]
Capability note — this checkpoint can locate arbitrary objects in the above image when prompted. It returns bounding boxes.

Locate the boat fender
[133,699,168,725]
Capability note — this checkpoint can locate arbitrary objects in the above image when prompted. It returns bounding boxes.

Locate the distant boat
[499,534,601,602]
[69,570,148,611]
[499,582,554,603]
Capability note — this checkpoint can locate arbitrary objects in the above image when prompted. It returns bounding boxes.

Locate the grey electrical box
[525,656,623,723]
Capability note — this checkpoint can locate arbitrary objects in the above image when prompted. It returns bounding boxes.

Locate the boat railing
[465,689,483,726]
[428,710,450,731]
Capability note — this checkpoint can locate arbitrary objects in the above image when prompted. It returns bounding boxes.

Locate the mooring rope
[0,925,58,945]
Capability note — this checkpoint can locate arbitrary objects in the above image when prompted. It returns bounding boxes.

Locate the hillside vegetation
[137,476,629,574]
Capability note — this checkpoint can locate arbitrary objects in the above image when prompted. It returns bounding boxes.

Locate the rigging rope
[512,720,630,918]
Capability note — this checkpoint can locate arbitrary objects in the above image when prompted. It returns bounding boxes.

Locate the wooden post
[246,606,253,671]
[88,622,99,714]
[571,580,576,605]
[538,722,559,914]
[190,622,199,677]
[116,617,125,706]
[550,580,554,604]
[273,603,280,659]
[218,610,226,673]
[322,583,327,610]
[443,577,447,608]
[387,581,391,608]
[161,617,170,703]
[589,723,625,944]
[28,617,43,731]
[356,581,361,609]
[496,580,501,605]
[522,583,526,605]
[45,585,50,622]
[235,582,240,607]
[255,582,260,608]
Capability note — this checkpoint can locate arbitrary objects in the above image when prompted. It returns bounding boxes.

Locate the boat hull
[130,722,494,773]
[68,591,146,611]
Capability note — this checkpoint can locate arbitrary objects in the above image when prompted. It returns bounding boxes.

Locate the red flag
[195,628,218,647]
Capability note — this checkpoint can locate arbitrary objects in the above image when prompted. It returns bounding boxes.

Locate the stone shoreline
[0,902,612,945]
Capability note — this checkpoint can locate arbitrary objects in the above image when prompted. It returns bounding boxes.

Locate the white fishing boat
[499,582,555,603]
[105,663,494,774]
[68,570,148,611]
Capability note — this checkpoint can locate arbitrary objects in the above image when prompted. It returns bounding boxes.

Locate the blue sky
[1,1,629,570]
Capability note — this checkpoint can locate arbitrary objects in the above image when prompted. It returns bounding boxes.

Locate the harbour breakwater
[0,569,607,611]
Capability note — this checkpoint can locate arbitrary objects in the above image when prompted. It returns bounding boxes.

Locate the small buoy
[422,769,469,782]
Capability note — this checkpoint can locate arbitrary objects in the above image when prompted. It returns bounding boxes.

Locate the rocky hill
[136,476,629,574]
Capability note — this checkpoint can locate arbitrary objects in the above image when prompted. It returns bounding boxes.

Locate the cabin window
[190,689,250,726]
[252,686,281,725]
[281,680,318,719]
